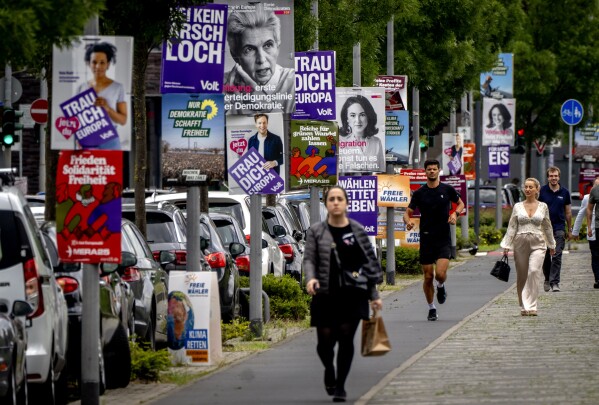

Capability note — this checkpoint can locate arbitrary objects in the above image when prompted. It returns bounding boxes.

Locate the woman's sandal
[520,310,528,316]
[528,310,538,316]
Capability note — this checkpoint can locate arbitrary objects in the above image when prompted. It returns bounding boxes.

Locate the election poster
[161,94,225,182]
[289,120,338,190]
[338,176,378,236]
[292,51,336,120]
[480,53,513,99]
[399,168,426,217]
[440,175,467,215]
[229,148,285,195]
[574,124,599,161]
[215,0,295,115]
[463,143,476,181]
[225,114,286,195]
[167,271,222,365]
[488,145,510,179]
[377,174,410,208]
[385,110,410,165]
[441,133,465,176]
[55,150,122,263]
[336,87,386,173]
[482,98,516,146]
[579,168,599,196]
[376,208,404,240]
[374,75,408,110]
[52,36,133,150]
[161,4,228,94]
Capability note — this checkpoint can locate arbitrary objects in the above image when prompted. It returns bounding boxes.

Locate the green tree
[510,0,599,177]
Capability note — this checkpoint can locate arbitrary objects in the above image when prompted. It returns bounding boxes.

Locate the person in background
[539,166,572,292]
[501,178,556,316]
[403,159,464,321]
[304,186,383,402]
[77,42,127,150]
[582,177,599,288]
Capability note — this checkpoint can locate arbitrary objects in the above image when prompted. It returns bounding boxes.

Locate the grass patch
[160,369,212,385]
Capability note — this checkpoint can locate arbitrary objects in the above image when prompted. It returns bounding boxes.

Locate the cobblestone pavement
[359,245,599,405]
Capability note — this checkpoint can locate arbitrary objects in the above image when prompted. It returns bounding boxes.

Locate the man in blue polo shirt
[539,166,572,292]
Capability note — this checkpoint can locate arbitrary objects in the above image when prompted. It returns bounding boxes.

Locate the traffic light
[513,128,525,154]
[2,107,23,147]
[419,127,429,152]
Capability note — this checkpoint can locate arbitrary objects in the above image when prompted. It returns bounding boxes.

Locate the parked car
[39,221,133,390]
[197,213,243,322]
[0,299,33,404]
[119,218,169,350]
[0,179,69,404]
[209,212,284,277]
[145,192,286,278]
[122,203,242,322]
[262,206,304,281]
[277,191,327,236]
[121,188,177,204]
[467,185,521,209]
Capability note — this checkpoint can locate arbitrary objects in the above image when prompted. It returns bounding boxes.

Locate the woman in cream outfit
[501,178,556,316]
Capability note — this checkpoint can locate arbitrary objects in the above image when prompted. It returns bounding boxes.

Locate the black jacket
[303,218,382,300]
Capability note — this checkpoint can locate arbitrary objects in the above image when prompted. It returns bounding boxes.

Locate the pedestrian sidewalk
[360,243,599,404]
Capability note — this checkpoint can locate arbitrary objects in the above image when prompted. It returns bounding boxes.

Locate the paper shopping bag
[361,312,391,357]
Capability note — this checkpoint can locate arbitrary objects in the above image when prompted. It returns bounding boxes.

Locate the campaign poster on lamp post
[338,176,378,235]
[336,87,386,173]
[215,0,295,115]
[480,53,513,99]
[55,150,122,263]
[482,98,516,146]
[374,75,408,110]
[161,93,225,183]
[289,120,338,189]
[292,51,336,120]
[161,4,228,94]
[384,110,410,165]
[377,174,410,208]
[225,113,286,195]
[52,36,133,151]
[441,133,465,176]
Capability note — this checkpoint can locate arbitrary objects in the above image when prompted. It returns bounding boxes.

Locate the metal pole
[353,43,361,87]
[249,194,263,336]
[309,0,321,226]
[460,94,469,243]
[81,264,100,405]
[449,103,457,257]
[81,16,100,405]
[39,69,47,192]
[568,125,573,194]
[311,0,318,51]
[1,64,12,168]
[474,101,482,241]
[187,185,201,272]
[412,87,420,168]
[385,18,395,285]
[495,177,502,230]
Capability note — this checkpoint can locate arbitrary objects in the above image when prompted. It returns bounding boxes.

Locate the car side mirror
[261,239,268,249]
[272,224,287,237]
[101,251,137,276]
[159,251,176,266]
[293,230,303,242]
[12,300,34,318]
[229,242,246,258]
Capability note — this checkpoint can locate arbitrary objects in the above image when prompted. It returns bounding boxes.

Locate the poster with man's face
[214,0,295,115]
[52,36,133,151]
[336,87,386,173]
[482,98,516,146]
[225,113,286,194]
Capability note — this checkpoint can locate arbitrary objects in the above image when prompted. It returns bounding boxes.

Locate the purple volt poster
[229,147,285,195]
[59,88,119,149]
[338,176,378,235]
[292,51,336,120]
[488,145,510,179]
[161,4,228,93]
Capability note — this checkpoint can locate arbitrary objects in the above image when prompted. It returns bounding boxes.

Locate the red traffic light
[517,128,525,136]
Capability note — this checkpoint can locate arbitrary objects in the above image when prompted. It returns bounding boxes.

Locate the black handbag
[332,243,368,290]
[490,254,511,282]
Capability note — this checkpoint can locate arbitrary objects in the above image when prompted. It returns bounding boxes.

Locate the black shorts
[419,232,451,265]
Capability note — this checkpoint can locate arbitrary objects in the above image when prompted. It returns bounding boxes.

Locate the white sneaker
[552,283,561,292]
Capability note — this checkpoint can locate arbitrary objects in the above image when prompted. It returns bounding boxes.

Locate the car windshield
[0,210,21,268]
[122,211,181,244]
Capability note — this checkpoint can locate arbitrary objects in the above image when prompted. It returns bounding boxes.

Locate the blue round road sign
[561,99,583,126]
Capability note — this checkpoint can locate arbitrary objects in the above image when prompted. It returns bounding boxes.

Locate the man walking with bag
[403,159,464,321]
[539,166,572,292]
